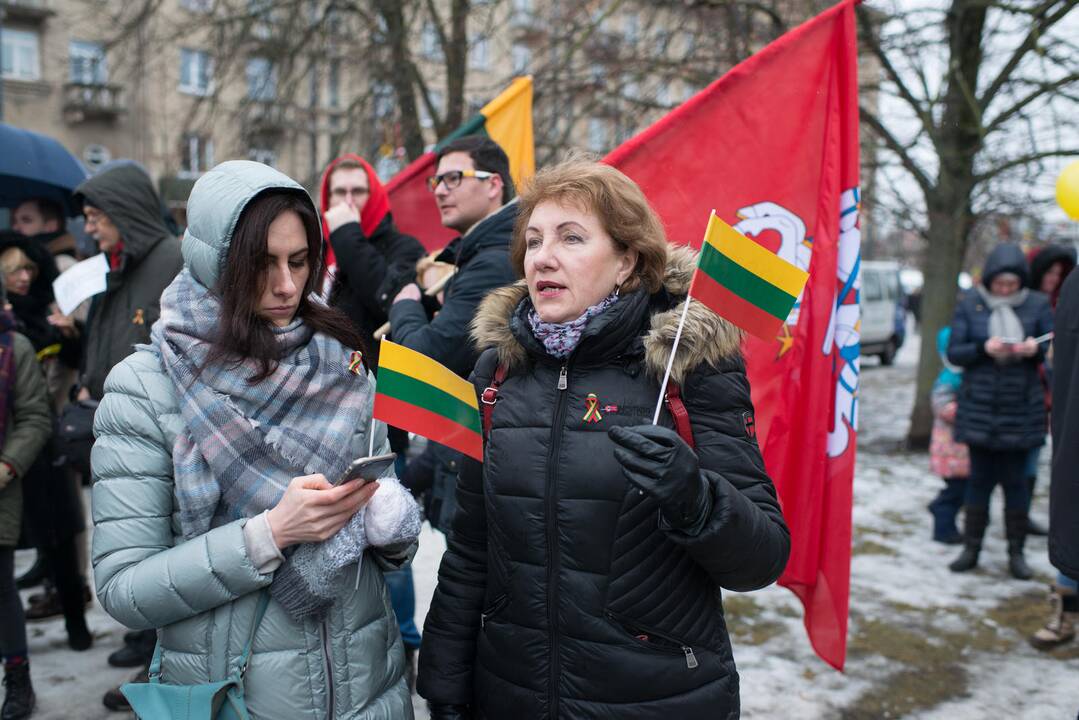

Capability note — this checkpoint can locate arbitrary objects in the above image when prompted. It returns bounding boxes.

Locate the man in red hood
[319,154,425,362]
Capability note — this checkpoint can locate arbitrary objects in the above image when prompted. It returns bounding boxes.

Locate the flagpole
[652,210,715,424]
[651,294,693,424]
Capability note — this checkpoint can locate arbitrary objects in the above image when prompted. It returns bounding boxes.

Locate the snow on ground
[17,326,1079,718]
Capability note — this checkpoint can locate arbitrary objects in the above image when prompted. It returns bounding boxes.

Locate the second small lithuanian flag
[689,211,810,340]
[373,339,483,461]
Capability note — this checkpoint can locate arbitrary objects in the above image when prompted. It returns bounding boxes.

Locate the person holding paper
[71,163,183,402]
[417,160,789,720]
[947,243,1054,579]
[90,161,420,719]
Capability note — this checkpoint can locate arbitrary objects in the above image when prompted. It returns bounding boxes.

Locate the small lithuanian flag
[689,211,810,340]
[373,340,483,461]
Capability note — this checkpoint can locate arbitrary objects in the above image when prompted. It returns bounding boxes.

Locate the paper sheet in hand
[53,253,109,315]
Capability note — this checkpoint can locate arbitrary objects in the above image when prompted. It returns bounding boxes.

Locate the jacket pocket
[605,610,700,669]
[480,594,509,629]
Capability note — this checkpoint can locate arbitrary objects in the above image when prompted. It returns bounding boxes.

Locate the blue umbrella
[0,123,89,216]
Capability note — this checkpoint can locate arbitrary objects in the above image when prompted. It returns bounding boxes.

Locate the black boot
[1,662,35,720]
[108,629,156,668]
[950,505,988,572]
[1005,509,1034,580]
[1025,475,1048,536]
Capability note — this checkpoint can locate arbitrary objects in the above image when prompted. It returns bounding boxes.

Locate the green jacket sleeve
[0,334,53,477]
[91,353,271,630]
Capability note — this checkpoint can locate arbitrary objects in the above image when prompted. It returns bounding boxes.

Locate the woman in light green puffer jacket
[91,161,419,719]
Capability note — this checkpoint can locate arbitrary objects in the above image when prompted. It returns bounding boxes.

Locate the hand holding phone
[336,453,397,486]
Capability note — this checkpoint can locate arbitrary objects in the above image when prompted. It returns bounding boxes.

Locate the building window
[624,12,639,44]
[1,29,41,81]
[248,147,277,167]
[587,118,607,153]
[69,40,108,85]
[421,22,440,60]
[180,134,214,177]
[373,81,395,120]
[420,90,443,129]
[511,43,531,74]
[179,49,213,95]
[469,34,490,71]
[246,57,276,101]
[327,59,340,108]
[307,66,320,108]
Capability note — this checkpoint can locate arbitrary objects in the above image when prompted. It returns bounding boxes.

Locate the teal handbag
[121,590,271,720]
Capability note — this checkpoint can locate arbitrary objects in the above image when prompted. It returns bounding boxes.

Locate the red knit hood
[318,153,390,238]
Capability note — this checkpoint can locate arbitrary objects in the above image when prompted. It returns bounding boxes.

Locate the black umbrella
[0,123,89,217]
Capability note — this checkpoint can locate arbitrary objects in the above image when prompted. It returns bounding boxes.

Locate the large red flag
[605,0,861,670]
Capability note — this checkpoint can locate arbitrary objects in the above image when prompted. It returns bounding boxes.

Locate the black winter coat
[417,248,790,719]
[74,164,182,400]
[389,201,518,378]
[948,245,1053,451]
[328,214,425,363]
[1050,269,1079,580]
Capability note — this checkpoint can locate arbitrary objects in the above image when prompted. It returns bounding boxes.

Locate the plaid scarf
[152,268,371,620]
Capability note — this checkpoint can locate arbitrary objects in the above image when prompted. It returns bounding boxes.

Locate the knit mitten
[365,480,422,547]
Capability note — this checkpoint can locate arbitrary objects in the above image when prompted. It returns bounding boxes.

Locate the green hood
[74,164,173,266]
[182,161,318,290]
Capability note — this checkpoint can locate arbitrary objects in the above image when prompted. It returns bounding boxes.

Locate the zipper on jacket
[546,361,571,718]
[606,611,700,670]
[320,620,335,719]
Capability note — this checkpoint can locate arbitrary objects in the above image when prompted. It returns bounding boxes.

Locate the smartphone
[335,453,397,486]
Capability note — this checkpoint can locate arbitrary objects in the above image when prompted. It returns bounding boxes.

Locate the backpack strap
[481,362,509,441]
[664,380,695,450]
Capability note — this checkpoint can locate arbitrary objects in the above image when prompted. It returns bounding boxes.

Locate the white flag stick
[651,294,693,425]
[652,209,716,424]
[1033,331,1054,344]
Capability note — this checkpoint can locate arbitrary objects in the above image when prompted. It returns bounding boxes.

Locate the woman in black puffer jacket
[947,243,1053,579]
[417,161,790,720]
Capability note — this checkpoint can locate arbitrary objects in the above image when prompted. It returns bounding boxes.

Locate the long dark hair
[207,190,366,383]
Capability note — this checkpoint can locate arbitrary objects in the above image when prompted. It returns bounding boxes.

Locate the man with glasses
[389,136,517,377]
[389,135,517,539]
[319,154,424,361]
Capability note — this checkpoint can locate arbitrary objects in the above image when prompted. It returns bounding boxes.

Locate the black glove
[427,704,472,720]
[609,424,710,531]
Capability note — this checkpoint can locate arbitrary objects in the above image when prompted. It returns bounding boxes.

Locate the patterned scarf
[153,268,371,620]
[527,291,620,359]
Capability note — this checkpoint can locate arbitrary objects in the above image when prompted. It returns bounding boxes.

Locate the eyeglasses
[331,186,369,199]
[425,169,495,193]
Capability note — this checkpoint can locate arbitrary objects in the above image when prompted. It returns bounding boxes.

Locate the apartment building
[2,0,873,222]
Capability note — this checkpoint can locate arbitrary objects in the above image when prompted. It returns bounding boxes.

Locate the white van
[860,261,906,365]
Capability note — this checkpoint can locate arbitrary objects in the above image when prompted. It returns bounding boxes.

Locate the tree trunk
[906,0,986,448]
[376,0,426,160]
[907,196,970,447]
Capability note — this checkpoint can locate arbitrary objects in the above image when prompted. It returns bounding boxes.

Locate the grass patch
[852,539,899,557]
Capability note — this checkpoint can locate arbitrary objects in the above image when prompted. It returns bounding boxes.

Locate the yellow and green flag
[386,76,534,250]
[689,211,810,340]
[372,340,483,461]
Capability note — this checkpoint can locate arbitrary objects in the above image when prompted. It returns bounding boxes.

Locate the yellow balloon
[1058,160,1079,220]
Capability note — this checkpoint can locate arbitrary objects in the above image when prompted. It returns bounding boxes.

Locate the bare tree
[858,0,1079,447]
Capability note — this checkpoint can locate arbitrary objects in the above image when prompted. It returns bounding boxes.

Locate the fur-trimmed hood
[470,244,744,384]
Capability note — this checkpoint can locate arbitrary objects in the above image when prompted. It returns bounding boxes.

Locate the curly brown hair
[510,160,668,294]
